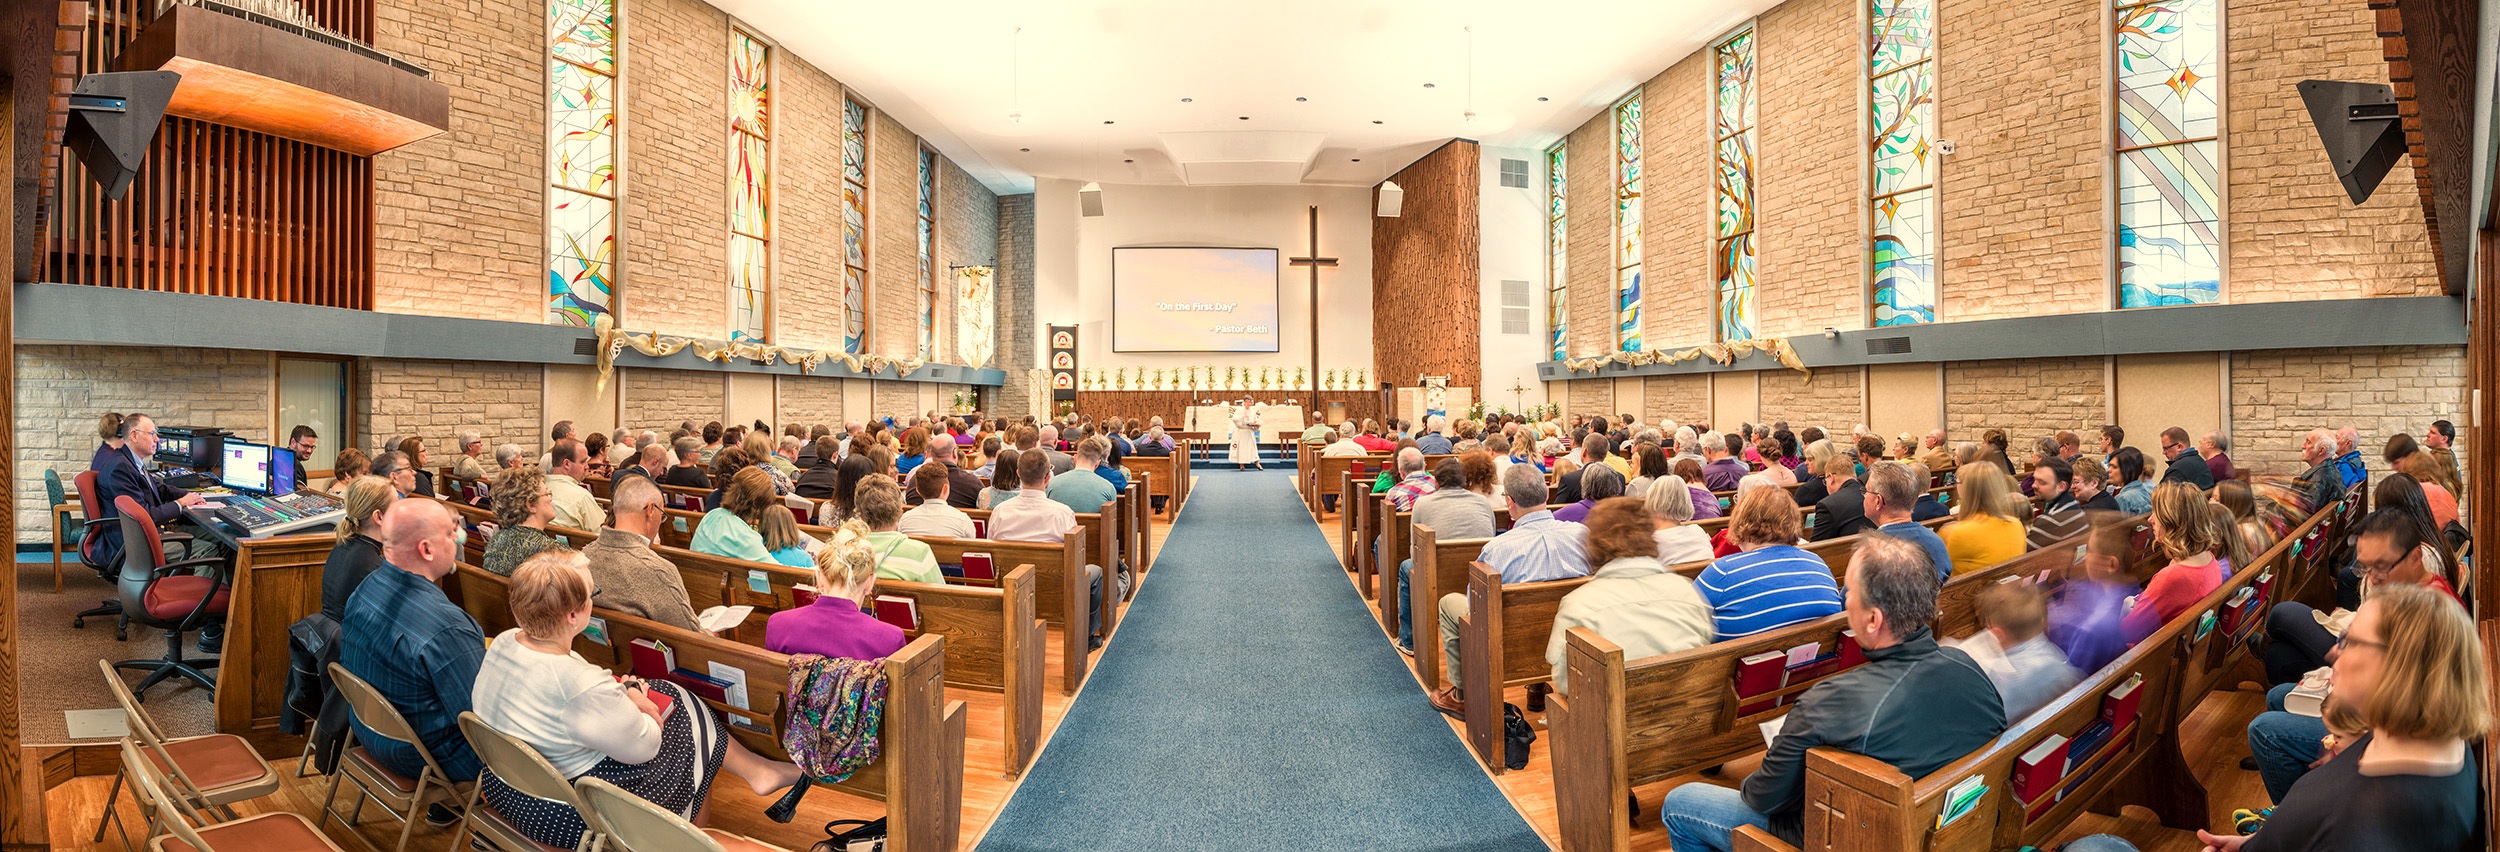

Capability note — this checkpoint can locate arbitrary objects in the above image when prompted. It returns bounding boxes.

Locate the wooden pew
[1122,442,1193,517]
[443,565,965,851]
[961,498,1123,597]
[1308,453,1390,517]
[1341,478,1377,571]
[1123,479,1153,572]
[1403,525,1492,692]
[913,533,1096,696]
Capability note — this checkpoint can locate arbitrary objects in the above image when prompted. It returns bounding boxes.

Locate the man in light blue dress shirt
[1431,464,1591,715]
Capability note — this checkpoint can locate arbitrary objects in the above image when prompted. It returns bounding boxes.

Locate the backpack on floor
[1503,702,1535,770]
[810,817,886,852]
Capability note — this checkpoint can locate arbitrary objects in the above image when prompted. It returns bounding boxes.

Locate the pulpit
[1393,387,1472,423]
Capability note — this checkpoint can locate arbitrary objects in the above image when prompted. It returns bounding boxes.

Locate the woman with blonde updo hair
[765,519,908,660]
[320,476,398,619]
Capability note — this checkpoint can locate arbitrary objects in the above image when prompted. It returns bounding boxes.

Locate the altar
[1184,403,1306,448]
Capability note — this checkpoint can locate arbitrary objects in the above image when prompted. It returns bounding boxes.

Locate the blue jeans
[1396,558,1415,649]
[1659,783,1770,852]
[2248,682,2325,803]
[2061,836,2139,852]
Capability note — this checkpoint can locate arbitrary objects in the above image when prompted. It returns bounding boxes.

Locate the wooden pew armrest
[1732,825,1798,852]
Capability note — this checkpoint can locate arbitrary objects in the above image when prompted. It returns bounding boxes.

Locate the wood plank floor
[38,503,1192,852]
[1309,500,2277,852]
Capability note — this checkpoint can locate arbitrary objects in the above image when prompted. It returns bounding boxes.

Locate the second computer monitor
[219,441,273,493]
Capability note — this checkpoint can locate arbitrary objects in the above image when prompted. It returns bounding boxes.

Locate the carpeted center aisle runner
[976,469,1544,851]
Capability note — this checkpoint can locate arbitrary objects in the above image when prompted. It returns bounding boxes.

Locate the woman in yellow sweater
[1940,465,2029,576]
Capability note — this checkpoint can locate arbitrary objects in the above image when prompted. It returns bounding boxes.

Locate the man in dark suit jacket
[93,414,207,571]
[1553,436,1612,505]
[1811,469,1875,542]
[793,436,843,500]
[2158,426,2214,489]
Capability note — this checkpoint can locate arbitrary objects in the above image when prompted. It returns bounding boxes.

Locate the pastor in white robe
[1228,403,1264,465]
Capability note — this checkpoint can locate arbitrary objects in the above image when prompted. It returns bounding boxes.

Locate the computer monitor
[218,441,274,493]
[269,446,299,494]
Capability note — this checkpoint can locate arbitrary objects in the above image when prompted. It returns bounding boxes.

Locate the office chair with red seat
[69,470,144,639]
[111,495,230,698]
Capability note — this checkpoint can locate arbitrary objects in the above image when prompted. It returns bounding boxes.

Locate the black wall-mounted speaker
[2298,79,2404,205]
[65,71,182,201]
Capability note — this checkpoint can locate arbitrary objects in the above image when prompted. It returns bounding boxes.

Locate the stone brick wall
[1639,53,1713,348]
[2224,0,2440,302]
[2229,346,2466,477]
[776,375,846,432]
[622,369,725,432]
[1566,379,1613,420]
[1641,376,1709,427]
[1943,356,2109,451]
[772,63,846,350]
[995,195,1037,419]
[356,359,543,462]
[938,157,1000,366]
[1372,141,1484,390]
[870,111,921,359]
[1759,367,1864,435]
[371,0,541,323]
[1564,119,1613,357]
[14,347,274,539]
[1752,0,1861,340]
[1936,0,2104,321]
[870,381,917,423]
[622,0,729,338]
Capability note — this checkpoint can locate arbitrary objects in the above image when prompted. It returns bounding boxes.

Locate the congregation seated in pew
[1427,463,1589,715]
[1394,459,1496,653]
[690,467,781,563]
[994,450,1124,649]
[583,475,704,631]
[898,463,977,539]
[1695,488,1843,641]
[1543,497,1712,693]
[1946,580,2080,720]
[1940,465,2028,577]
[767,520,909,662]
[484,466,564,577]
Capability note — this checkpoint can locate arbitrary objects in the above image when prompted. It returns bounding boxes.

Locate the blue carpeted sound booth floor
[975,469,1544,851]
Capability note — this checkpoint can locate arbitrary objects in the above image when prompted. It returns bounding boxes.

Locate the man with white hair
[769,435,803,477]
[452,430,490,479]
[493,443,526,470]
[2197,431,2234,483]
[1415,415,1454,455]
[1382,447,1437,511]
[608,428,637,467]
[1917,430,1954,474]
[2332,426,2365,487]
[2300,429,2345,509]
[1671,427,1703,469]
[1699,432,1748,491]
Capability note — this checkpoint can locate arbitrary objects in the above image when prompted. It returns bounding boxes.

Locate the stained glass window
[1546,143,1568,361]
[1612,95,1643,353]
[841,99,870,353]
[2114,0,2221,307]
[1713,29,1757,341]
[728,29,770,341]
[1870,0,1936,326]
[547,0,616,327]
[917,147,938,360]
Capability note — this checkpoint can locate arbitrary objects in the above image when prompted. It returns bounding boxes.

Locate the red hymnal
[972,519,987,539]
[616,677,675,719]
[1734,650,1786,715]
[961,552,996,582]
[2013,734,2070,818]
[1837,630,1866,668]
[627,638,674,680]
[872,595,920,631]
[2220,586,2259,634]
[2101,674,2144,730]
[791,583,820,608]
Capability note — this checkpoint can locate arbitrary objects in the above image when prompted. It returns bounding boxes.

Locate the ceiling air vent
[1499,158,1530,188]
[1865,336,1912,356]
[573,337,599,356]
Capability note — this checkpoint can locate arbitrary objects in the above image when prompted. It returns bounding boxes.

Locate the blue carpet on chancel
[975,469,1544,851]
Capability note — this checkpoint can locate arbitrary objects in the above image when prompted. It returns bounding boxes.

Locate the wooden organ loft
[35,0,446,307]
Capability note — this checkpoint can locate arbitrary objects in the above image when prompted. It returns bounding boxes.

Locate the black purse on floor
[809,817,887,852]
[1503,702,1535,770]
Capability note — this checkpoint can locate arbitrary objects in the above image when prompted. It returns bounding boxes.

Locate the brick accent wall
[1566,379,1613,420]
[1943,357,2108,449]
[870,381,917,423]
[356,360,543,463]
[2229,346,2466,476]
[996,195,1037,419]
[2224,0,2440,302]
[1641,376,1709,426]
[371,0,541,323]
[14,347,273,539]
[1639,53,1713,349]
[1372,141,1483,390]
[870,110,920,359]
[1752,0,1861,340]
[1564,119,1613,357]
[1759,367,1864,434]
[622,0,729,338]
[1935,0,2104,321]
[622,369,725,431]
[772,63,846,350]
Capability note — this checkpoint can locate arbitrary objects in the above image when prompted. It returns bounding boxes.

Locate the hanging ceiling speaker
[2297,80,2404,205]
[1376,181,1403,217]
[1079,181,1104,217]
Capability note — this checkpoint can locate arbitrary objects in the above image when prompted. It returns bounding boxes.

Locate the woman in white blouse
[470,550,810,848]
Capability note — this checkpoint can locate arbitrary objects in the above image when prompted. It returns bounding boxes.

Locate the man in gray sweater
[579,476,702,632]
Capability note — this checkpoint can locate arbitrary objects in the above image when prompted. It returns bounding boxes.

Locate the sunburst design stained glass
[841,99,869,353]
[1547,143,1568,361]
[1714,29,1757,341]
[2115,0,2221,307]
[1613,95,1643,353]
[917,147,938,360]
[547,0,615,327]
[728,29,770,342]
[1870,0,1936,326]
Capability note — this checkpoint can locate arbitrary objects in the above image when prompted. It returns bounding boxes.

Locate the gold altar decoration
[1557,338,1810,380]
[593,314,928,391]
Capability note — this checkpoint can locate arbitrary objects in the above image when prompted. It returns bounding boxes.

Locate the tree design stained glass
[842,99,870,353]
[1613,95,1643,353]
[2114,0,2221,307]
[1714,29,1758,341]
[548,0,615,327]
[728,29,770,342]
[1547,143,1568,361]
[1870,0,1936,326]
[917,147,938,360]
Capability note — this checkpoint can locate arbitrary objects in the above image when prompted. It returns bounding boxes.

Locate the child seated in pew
[2065,585,2487,852]
[767,519,908,661]
[758,504,818,569]
[474,551,813,849]
[1660,536,2006,852]
[1947,580,2078,720]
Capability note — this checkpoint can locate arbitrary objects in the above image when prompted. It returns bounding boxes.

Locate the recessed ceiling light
[1123,158,1134,163]
[1351,158,1362,162]
[1537,96,1549,102]
[1238,116,1249,120]
[1102,120,1114,124]
[1181,97,1193,103]
[1423,83,1436,88]
[1295,97,1307,102]
[1019,147,1030,152]
[1371,120,1383,125]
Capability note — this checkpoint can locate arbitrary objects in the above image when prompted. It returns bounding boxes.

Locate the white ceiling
[709,0,1789,194]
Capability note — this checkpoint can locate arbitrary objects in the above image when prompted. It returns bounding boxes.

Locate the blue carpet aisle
[976,469,1545,851]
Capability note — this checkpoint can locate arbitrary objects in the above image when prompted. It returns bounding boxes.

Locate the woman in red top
[2121,482,2229,644]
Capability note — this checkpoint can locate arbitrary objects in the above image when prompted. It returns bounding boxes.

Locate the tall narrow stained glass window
[1869,0,1937,326]
[2114,0,2221,307]
[916,147,938,360]
[548,0,616,327]
[1713,29,1758,341]
[1546,143,1568,361]
[728,29,770,341]
[841,99,870,353]
[1612,95,1643,353]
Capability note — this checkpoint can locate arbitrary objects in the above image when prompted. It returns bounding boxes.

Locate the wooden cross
[1287,205,1337,391]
